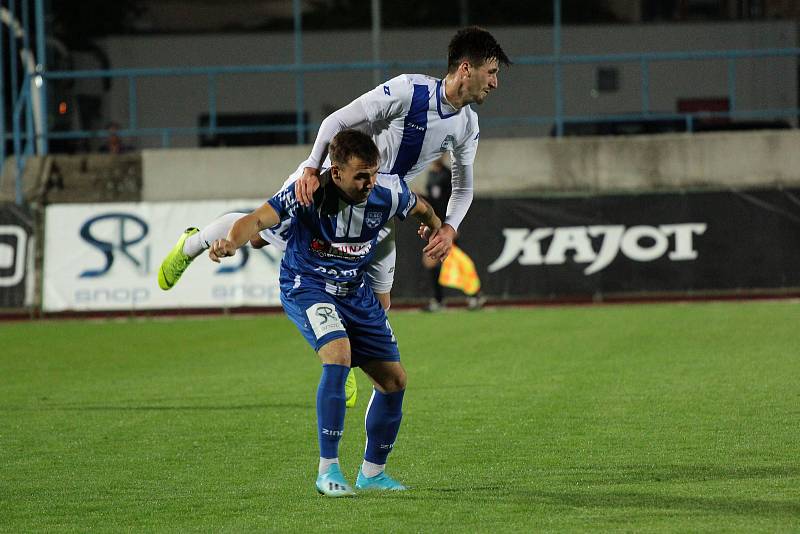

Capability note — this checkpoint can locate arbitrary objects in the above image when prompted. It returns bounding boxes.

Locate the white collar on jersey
[437,79,460,118]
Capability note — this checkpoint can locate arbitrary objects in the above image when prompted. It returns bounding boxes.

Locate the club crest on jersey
[440,135,455,152]
[365,210,383,229]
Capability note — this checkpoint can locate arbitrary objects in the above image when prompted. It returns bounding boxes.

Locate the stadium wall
[75,21,798,147]
[142,129,800,201]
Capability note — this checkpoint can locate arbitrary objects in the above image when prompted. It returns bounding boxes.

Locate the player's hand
[423,224,456,262]
[418,223,433,241]
[208,239,237,263]
[295,167,321,207]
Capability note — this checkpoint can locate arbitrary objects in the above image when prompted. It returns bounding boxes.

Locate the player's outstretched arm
[209,203,280,263]
[296,98,371,206]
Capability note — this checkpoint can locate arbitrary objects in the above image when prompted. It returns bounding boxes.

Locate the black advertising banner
[0,202,33,308]
[393,188,800,300]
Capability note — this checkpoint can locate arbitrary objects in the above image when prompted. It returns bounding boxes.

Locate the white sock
[319,457,339,475]
[183,212,246,258]
[361,460,385,478]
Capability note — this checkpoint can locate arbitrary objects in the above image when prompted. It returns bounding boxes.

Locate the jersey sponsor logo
[314,265,358,278]
[488,223,707,275]
[306,303,345,339]
[365,210,383,229]
[310,238,372,261]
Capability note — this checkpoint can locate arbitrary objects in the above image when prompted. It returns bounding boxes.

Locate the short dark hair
[447,26,511,73]
[329,129,380,168]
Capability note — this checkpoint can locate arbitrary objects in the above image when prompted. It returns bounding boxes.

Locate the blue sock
[317,364,350,459]
[364,389,405,465]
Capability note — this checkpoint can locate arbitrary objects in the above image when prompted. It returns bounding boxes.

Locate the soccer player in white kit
[159,27,510,308]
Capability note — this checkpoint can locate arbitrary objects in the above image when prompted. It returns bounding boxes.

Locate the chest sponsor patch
[306,303,346,340]
[310,238,372,261]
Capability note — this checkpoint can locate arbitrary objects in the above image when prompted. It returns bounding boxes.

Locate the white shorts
[259,167,398,294]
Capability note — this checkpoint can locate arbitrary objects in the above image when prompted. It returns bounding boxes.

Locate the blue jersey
[267,171,417,291]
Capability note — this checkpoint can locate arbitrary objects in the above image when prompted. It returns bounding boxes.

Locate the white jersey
[299,74,480,186]
[263,74,480,292]
[356,74,480,183]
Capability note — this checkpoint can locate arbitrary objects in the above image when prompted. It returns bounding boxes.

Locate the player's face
[332,156,378,203]
[467,58,500,105]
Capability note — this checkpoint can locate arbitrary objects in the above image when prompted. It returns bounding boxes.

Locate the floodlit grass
[2,301,799,532]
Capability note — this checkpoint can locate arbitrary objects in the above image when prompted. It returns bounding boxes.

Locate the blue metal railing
[2,25,799,206]
[29,46,800,146]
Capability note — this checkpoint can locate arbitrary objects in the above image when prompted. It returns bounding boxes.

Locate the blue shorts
[280,281,400,367]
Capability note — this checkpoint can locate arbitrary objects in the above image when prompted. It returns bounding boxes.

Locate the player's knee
[324,353,351,367]
[384,368,406,392]
[318,338,352,367]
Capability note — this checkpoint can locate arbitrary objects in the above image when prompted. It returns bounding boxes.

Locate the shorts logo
[306,303,345,339]
[365,210,383,229]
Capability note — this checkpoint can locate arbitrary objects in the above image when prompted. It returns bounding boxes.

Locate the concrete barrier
[141,129,800,199]
[5,129,799,203]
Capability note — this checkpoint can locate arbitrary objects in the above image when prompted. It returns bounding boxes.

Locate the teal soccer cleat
[355,469,407,491]
[316,464,356,497]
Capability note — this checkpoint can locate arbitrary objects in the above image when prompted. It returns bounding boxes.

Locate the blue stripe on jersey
[389,84,429,178]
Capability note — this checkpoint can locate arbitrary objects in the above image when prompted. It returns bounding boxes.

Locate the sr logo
[306,302,345,339]
[79,213,150,278]
[315,305,337,324]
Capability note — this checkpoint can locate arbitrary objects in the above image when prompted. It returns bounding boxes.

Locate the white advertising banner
[44,200,282,312]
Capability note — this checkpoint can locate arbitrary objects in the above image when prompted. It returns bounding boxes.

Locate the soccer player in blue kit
[161,26,509,307]
[158,26,509,408]
[207,130,441,497]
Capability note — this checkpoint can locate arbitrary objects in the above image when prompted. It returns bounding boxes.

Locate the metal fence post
[34,0,47,154]
[293,0,305,145]
[553,0,564,138]
[208,73,217,134]
[128,76,138,131]
[727,58,737,112]
[640,58,650,115]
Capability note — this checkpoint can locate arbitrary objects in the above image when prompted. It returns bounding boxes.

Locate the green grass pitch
[2,301,799,532]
